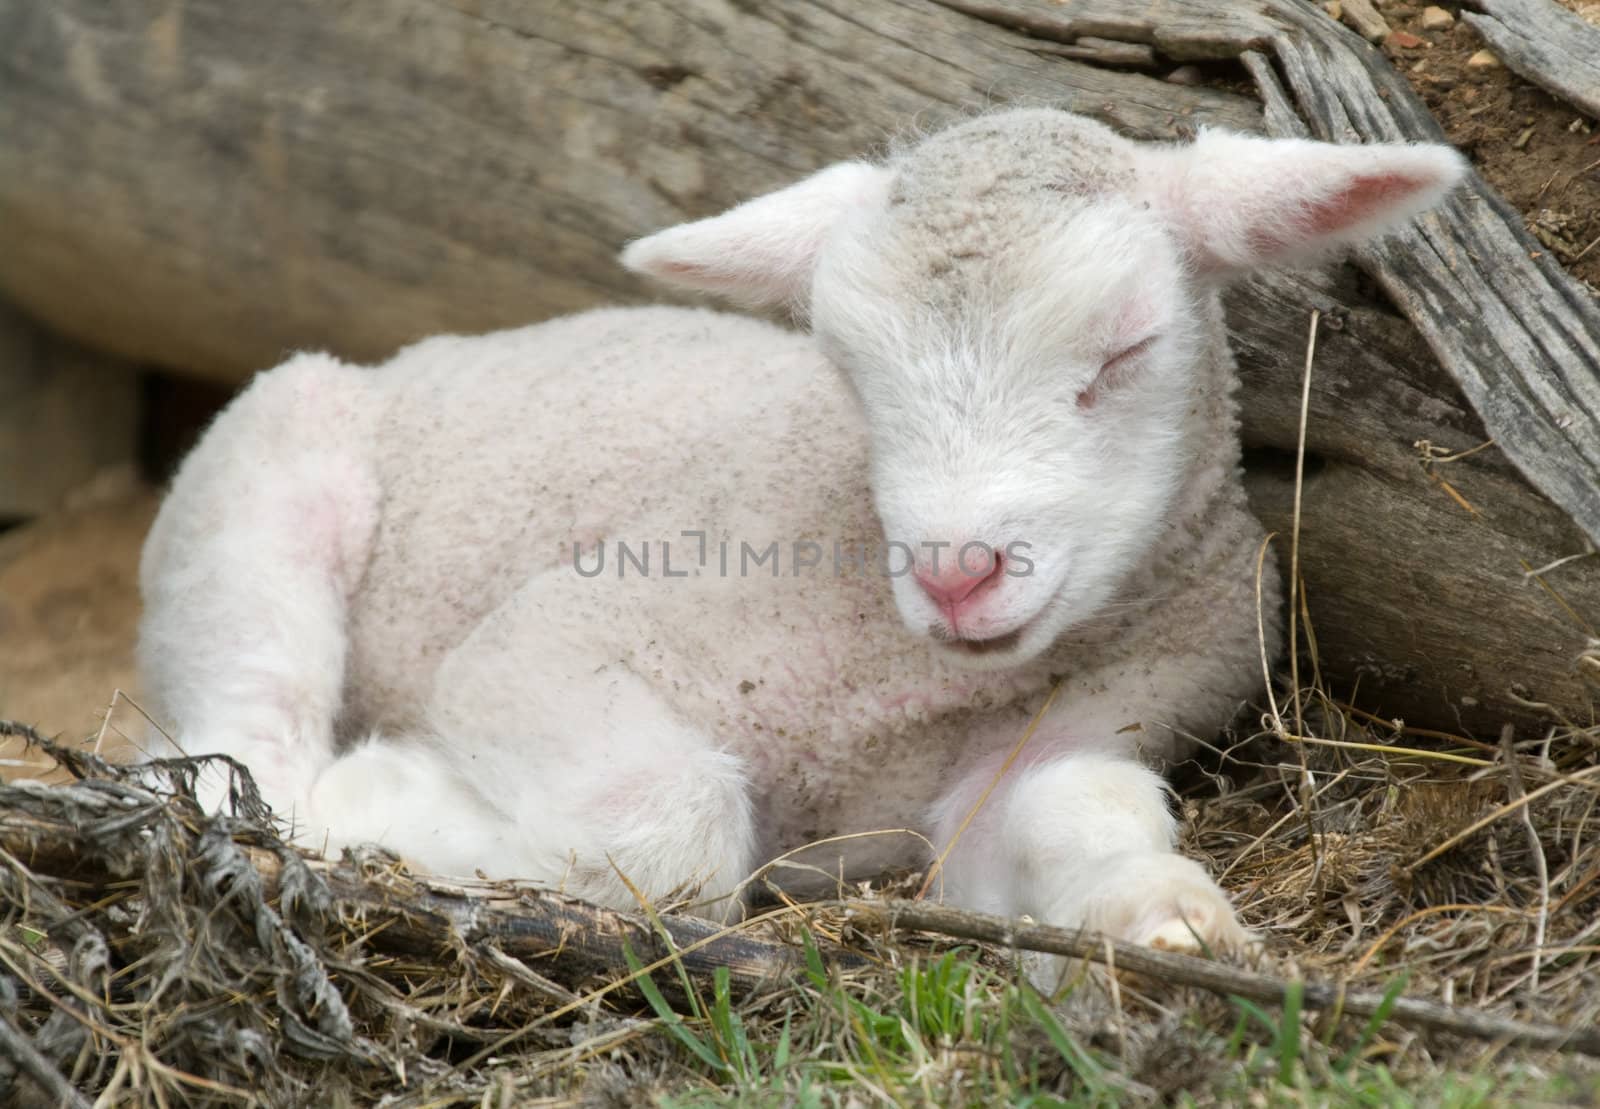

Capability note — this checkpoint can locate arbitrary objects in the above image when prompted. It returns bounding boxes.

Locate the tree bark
[0,0,1595,732]
[0,0,1260,381]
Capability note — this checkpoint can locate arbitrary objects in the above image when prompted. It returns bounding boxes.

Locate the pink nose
[914,547,1003,610]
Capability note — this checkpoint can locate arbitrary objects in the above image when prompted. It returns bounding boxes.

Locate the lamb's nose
[914,546,1003,609]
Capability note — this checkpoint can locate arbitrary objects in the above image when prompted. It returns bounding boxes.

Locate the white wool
[139,109,1465,962]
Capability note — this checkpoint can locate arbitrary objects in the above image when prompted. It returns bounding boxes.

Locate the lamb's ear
[1140,129,1468,274]
[621,162,892,308]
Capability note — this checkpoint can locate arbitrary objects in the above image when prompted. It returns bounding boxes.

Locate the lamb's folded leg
[304,726,755,919]
[931,750,1250,988]
[300,577,758,917]
[136,352,379,820]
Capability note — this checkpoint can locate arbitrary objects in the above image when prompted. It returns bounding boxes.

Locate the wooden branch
[853,899,1600,1056]
[1461,0,1600,121]
[313,866,850,1001]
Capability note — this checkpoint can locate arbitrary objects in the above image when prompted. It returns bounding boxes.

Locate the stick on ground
[851,900,1600,1056]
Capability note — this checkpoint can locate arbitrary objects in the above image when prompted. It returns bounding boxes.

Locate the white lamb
[138,109,1465,959]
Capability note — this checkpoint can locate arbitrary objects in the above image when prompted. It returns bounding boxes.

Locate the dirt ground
[1382,0,1600,289]
[0,473,152,778]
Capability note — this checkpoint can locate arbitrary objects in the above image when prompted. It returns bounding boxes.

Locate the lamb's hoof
[1026,853,1254,995]
[1134,885,1254,957]
[1087,852,1254,959]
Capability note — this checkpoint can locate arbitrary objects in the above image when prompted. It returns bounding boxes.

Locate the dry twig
[853,900,1600,1056]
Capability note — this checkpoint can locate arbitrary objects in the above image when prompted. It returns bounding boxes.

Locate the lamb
[137,109,1465,963]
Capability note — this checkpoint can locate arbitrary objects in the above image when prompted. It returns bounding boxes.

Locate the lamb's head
[624,109,1465,666]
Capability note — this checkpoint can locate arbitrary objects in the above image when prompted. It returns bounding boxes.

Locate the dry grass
[1183,695,1600,1018]
[2,672,1600,1107]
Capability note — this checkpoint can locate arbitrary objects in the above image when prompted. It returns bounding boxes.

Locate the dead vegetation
[3,648,1599,1108]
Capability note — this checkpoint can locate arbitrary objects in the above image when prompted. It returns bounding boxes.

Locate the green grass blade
[773,1012,792,1072]
[1019,986,1107,1096]
[622,941,728,1076]
[1230,995,1281,1039]
[801,930,830,992]
[1337,972,1408,1073]
[1275,979,1304,1086]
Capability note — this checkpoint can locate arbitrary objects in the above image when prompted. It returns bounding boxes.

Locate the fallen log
[0,0,1595,731]
[0,0,1260,381]
[1232,267,1600,734]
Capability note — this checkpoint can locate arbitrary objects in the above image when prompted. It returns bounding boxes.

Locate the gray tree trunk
[0,0,1595,734]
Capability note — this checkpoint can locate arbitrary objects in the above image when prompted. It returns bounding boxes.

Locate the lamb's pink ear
[1140,129,1468,274]
[621,162,892,308]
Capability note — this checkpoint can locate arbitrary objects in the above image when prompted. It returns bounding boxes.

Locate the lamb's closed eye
[1076,334,1160,410]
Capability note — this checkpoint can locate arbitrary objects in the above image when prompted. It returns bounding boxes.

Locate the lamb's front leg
[933,752,1249,974]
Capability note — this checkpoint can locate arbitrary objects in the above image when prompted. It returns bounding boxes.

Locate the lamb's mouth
[929,617,1033,657]
[952,629,1024,656]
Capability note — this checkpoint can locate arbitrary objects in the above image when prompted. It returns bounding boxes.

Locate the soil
[1379,1,1600,289]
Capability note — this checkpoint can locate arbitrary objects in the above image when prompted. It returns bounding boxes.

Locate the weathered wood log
[0,0,1595,732]
[1461,0,1600,120]
[0,300,140,520]
[0,0,1260,381]
[1232,268,1599,734]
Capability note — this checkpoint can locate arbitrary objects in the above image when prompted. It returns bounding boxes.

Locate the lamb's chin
[939,635,1029,670]
[932,611,1059,670]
